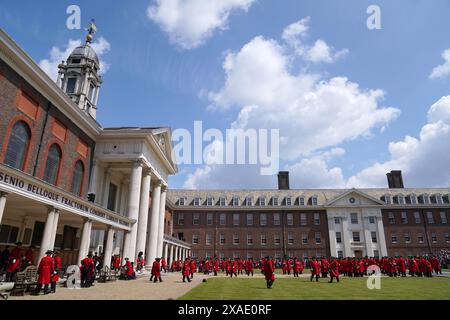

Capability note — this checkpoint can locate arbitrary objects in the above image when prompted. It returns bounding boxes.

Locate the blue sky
[1,0,450,189]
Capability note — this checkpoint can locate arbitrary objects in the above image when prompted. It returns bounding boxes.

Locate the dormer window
[443,195,450,204]
[66,77,77,94]
[409,194,417,205]
[193,197,201,206]
[272,197,279,206]
[71,58,81,64]
[219,197,226,207]
[245,197,252,206]
[232,196,239,206]
[259,197,266,206]
[434,194,443,205]
[394,194,405,205]
[285,197,292,206]
[382,195,392,205]
[179,197,186,206]
[311,196,318,206]
[299,197,305,206]
[206,197,214,206]
[419,194,430,205]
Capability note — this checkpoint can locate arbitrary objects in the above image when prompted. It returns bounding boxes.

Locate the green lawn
[179,276,450,300]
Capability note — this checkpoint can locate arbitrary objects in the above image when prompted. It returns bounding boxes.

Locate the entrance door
[354,250,363,258]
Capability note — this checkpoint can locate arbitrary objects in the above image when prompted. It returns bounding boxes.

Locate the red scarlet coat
[151,260,161,277]
[38,256,55,284]
[213,260,219,272]
[113,256,121,269]
[161,258,166,269]
[286,259,292,272]
[330,260,340,278]
[51,256,61,282]
[182,261,190,276]
[81,257,95,275]
[397,257,406,273]
[245,260,254,272]
[25,249,34,265]
[264,259,275,281]
[238,260,244,271]
[137,257,145,268]
[310,260,321,275]
[125,260,134,276]
[10,247,21,260]
[6,258,21,273]
[189,260,196,272]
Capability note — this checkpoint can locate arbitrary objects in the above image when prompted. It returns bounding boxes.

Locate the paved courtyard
[7,271,209,300]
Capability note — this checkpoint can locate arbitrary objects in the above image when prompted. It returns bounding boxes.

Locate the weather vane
[85,18,97,44]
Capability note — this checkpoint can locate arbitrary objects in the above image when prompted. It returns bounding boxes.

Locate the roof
[70,44,99,65]
[167,188,450,208]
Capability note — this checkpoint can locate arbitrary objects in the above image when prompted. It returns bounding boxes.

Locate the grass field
[179,276,450,300]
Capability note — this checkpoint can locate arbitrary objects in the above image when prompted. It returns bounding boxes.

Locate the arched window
[43,144,62,185]
[71,161,84,196]
[5,121,31,170]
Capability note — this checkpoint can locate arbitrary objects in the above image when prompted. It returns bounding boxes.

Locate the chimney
[387,170,404,189]
[278,171,290,190]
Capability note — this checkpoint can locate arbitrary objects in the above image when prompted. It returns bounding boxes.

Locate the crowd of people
[1,240,448,295]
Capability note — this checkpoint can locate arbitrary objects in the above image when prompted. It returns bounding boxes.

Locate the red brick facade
[0,58,95,198]
[172,210,330,260]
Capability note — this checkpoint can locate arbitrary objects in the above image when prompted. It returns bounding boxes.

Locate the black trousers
[266,279,274,288]
[150,275,162,282]
[34,283,50,295]
[293,271,299,277]
[310,274,319,282]
[183,275,191,282]
[329,276,340,283]
[50,282,57,293]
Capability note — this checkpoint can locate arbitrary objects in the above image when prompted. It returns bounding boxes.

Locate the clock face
[349,197,356,204]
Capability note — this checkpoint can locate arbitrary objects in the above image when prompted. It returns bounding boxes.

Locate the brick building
[168,172,450,260]
[0,27,186,268]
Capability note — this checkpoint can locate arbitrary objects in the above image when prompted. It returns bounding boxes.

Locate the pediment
[326,189,385,206]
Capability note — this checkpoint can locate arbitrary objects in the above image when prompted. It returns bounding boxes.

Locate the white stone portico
[88,127,180,264]
[325,189,388,258]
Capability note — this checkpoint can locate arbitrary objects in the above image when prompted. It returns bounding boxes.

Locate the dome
[69,44,99,65]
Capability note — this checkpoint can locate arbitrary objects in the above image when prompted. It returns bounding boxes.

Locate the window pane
[5,121,30,170]
[43,144,62,185]
[66,78,77,94]
[107,183,117,211]
[71,161,84,196]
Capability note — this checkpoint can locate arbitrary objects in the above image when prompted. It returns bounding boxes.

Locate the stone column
[136,170,152,258]
[146,180,161,264]
[123,160,143,262]
[327,213,337,257]
[102,168,112,208]
[103,227,115,269]
[341,217,352,257]
[377,216,388,257]
[87,160,101,204]
[362,216,373,257]
[169,244,174,265]
[77,219,92,264]
[156,186,167,257]
[163,242,168,260]
[49,210,60,250]
[0,192,8,224]
[174,246,179,262]
[38,207,57,261]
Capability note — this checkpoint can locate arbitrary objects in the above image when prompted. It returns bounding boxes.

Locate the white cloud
[38,37,111,81]
[347,95,450,188]
[305,39,349,63]
[287,148,346,189]
[209,35,400,161]
[429,49,450,79]
[282,19,348,63]
[184,20,401,189]
[147,0,256,49]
